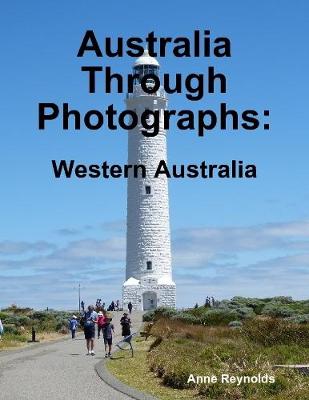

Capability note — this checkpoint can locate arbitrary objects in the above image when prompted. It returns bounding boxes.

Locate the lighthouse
[122,50,176,311]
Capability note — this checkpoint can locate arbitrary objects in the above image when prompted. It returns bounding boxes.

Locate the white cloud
[0,219,308,308]
[0,241,56,255]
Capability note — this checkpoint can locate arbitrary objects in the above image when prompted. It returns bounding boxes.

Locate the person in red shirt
[97,311,106,339]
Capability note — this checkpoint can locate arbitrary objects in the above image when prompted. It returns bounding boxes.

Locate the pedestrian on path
[83,305,98,356]
[97,310,106,339]
[120,312,131,338]
[103,317,115,358]
[0,318,3,340]
[128,301,133,314]
[68,315,78,339]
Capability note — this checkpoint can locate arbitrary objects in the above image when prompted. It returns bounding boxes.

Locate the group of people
[68,305,132,358]
[82,299,129,313]
[205,296,216,307]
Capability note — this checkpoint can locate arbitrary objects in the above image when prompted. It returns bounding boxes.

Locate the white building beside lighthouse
[122,50,176,311]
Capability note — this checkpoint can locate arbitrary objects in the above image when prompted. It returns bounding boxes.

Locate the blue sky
[0,1,308,309]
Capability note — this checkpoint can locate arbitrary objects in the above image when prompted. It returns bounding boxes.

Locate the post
[28,327,39,343]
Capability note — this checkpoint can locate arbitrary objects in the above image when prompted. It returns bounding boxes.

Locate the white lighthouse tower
[122,50,176,311]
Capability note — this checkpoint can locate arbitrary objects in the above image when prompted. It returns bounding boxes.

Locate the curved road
[0,311,143,400]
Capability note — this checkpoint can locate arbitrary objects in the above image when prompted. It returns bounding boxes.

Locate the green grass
[106,338,195,400]
[0,333,28,350]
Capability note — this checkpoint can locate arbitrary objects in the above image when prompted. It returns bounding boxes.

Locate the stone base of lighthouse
[123,276,176,311]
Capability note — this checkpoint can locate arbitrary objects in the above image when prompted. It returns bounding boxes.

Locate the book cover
[0,1,308,399]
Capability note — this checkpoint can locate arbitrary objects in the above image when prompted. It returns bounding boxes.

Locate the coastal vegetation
[0,304,73,350]
[107,296,309,400]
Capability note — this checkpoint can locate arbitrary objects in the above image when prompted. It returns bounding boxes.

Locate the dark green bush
[3,325,21,335]
[0,312,9,320]
[200,309,239,326]
[31,311,53,321]
[143,310,156,322]
[160,308,178,319]
[143,307,178,322]
[234,306,256,319]
[3,315,32,327]
[262,304,295,318]
[170,312,200,325]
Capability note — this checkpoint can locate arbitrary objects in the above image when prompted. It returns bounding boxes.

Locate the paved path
[0,311,143,400]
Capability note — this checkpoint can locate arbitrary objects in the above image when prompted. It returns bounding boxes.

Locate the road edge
[95,357,159,400]
[0,333,82,356]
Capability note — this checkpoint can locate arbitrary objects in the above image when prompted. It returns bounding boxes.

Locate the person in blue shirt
[82,305,98,355]
[68,315,78,339]
[103,317,115,358]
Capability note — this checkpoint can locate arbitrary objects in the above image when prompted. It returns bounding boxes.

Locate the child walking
[103,317,115,358]
[68,315,78,339]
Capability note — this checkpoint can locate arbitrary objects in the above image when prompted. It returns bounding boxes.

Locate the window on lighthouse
[145,185,151,194]
[133,64,159,83]
[147,261,152,270]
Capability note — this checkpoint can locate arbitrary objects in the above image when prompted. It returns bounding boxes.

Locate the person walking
[97,310,106,339]
[83,305,97,356]
[120,312,131,338]
[0,318,3,341]
[68,315,78,339]
[103,317,115,358]
[128,301,133,314]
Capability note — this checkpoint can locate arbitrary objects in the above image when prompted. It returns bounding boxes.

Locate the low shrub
[262,304,295,318]
[143,307,178,322]
[3,325,21,335]
[271,296,294,304]
[241,318,309,346]
[149,317,235,344]
[31,311,53,321]
[0,312,9,320]
[2,305,33,315]
[143,310,156,322]
[147,324,309,399]
[2,315,32,327]
[200,309,239,326]
[228,320,243,328]
[170,312,200,325]
[148,339,205,389]
[234,306,256,319]
[160,308,178,319]
[285,314,309,324]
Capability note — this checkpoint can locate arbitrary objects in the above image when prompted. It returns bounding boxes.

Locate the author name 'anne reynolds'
[51,160,256,179]
[187,373,275,386]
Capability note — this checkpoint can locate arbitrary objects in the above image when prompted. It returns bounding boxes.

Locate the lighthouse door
[143,292,157,311]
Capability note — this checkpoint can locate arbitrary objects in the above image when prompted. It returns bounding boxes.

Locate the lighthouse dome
[134,49,159,67]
